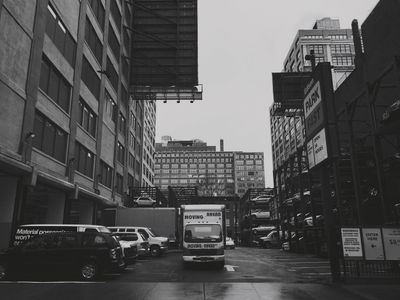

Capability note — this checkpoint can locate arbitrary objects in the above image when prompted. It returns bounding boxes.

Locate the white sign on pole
[313,129,328,165]
[362,228,384,260]
[382,228,400,260]
[307,141,315,169]
[303,81,321,118]
[341,228,363,259]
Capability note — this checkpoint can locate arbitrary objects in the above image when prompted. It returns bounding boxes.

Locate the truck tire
[215,261,225,269]
[150,245,160,257]
[263,242,271,249]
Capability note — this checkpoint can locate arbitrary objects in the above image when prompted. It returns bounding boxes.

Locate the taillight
[110,248,117,259]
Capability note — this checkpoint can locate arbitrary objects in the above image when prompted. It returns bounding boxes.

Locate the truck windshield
[184,224,222,242]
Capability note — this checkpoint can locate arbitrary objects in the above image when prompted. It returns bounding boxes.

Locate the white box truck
[181,204,226,268]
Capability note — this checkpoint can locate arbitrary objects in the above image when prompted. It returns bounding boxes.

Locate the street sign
[304,81,321,118]
[362,228,384,260]
[307,128,328,169]
[382,228,400,260]
[341,228,363,259]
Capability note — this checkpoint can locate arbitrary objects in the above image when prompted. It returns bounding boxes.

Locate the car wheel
[152,203,156,208]
[0,264,8,281]
[263,242,271,249]
[133,202,138,207]
[80,262,98,281]
[215,261,225,269]
[150,245,160,257]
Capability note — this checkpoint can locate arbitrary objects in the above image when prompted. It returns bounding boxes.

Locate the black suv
[0,231,124,280]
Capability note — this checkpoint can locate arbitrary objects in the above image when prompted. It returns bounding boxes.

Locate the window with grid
[99,160,113,188]
[81,56,100,100]
[85,17,102,63]
[308,45,324,54]
[46,4,76,67]
[33,111,67,163]
[78,98,97,137]
[331,44,351,54]
[128,152,135,170]
[332,56,353,66]
[39,56,71,113]
[75,142,95,178]
[87,0,105,30]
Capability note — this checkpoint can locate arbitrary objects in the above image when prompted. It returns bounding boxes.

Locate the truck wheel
[263,242,271,249]
[150,245,160,257]
[215,261,225,269]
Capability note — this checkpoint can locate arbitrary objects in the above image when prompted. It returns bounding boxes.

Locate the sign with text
[341,228,363,259]
[304,81,322,118]
[362,228,384,260]
[305,102,324,139]
[307,128,328,169]
[382,228,400,260]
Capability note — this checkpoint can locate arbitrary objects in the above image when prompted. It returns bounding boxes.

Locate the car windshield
[147,228,157,237]
[184,224,222,242]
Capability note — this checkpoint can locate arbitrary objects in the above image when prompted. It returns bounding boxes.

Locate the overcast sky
[155,0,379,186]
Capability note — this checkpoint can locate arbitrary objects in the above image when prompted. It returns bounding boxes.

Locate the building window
[39,56,71,113]
[106,56,119,92]
[33,111,67,163]
[119,113,126,136]
[81,56,100,100]
[121,85,129,107]
[108,23,120,60]
[75,142,94,178]
[88,0,105,30]
[110,0,122,30]
[331,44,351,54]
[105,91,117,122]
[332,56,353,66]
[85,17,103,63]
[307,45,324,54]
[78,98,97,137]
[46,4,76,67]
[128,152,135,170]
[115,173,123,194]
[117,142,125,164]
[328,34,347,40]
[99,160,113,188]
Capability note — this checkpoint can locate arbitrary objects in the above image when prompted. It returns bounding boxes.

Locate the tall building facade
[0,0,201,250]
[154,138,265,197]
[141,100,156,187]
[270,18,355,171]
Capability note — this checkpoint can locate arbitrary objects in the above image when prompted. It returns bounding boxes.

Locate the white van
[12,224,110,247]
[108,226,168,257]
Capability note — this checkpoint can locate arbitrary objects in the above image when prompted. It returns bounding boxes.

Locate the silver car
[133,196,157,207]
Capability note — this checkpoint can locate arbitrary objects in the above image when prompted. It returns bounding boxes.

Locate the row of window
[157,163,233,169]
[85,17,102,63]
[156,158,233,163]
[331,44,352,54]
[332,56,353,66]
[158,169,232,174]
[46,4,76,67]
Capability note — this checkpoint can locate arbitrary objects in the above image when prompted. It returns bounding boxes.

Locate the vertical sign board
[304,82,324,140]
[361,228,384,260]
[341,228,363,259]
[307,128,328,168]
[382,228,400,260]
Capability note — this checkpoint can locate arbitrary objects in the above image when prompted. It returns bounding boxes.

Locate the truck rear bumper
[183,255,225,263]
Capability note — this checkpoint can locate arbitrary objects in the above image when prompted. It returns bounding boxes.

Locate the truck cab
[181,205,226,268]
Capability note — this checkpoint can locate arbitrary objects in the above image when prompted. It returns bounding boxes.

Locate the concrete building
[154,138,265,197]
[141,100,156,187]
[0,0,201,249]
[270,18,356,171]
[0,0,151,250]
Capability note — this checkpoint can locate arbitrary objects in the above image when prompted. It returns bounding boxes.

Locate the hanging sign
[382,228,400,260]
[341,228,363,259]
[361,228,384,260]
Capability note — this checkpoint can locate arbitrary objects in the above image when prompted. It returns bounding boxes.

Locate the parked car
[108,227,168,257]
[249,195,271,205]
[259,231,280,248]
[133,196,157,207]
[112,234,138,264]
[0,231,124,281]
[113,232,149,258]
[250,210,270,220]
[225,237,235,249]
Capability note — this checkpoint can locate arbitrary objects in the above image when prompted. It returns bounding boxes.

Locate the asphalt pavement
[1,247,399,300]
